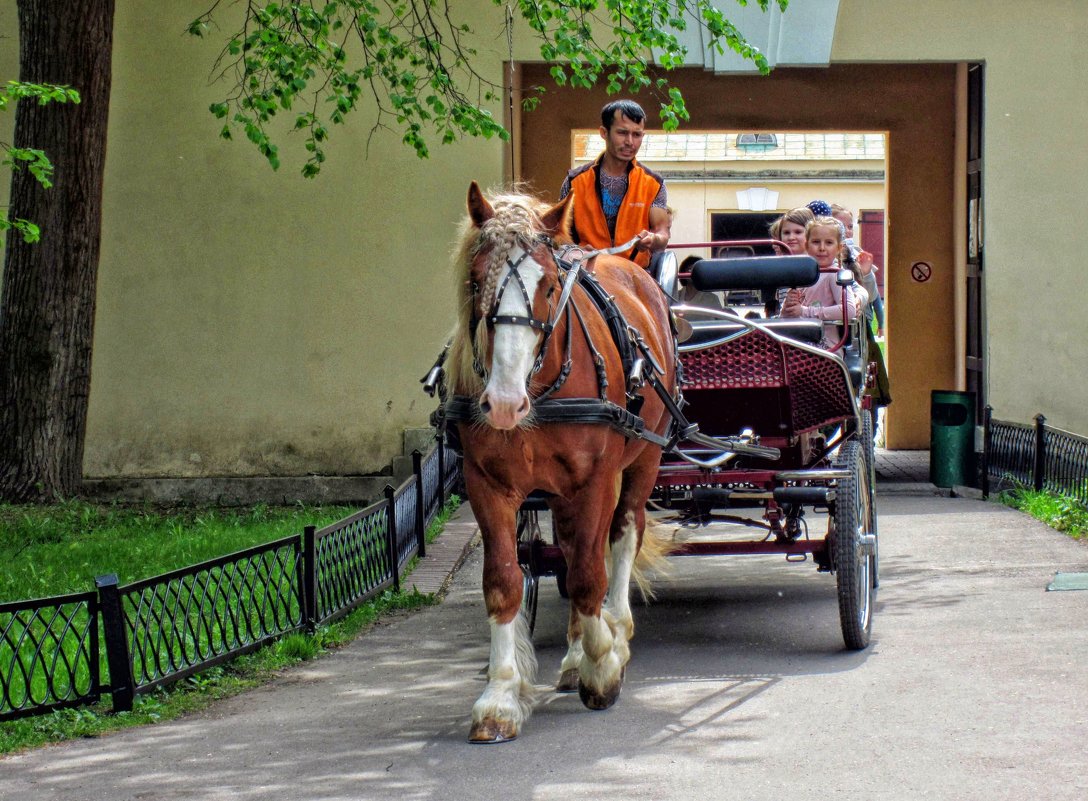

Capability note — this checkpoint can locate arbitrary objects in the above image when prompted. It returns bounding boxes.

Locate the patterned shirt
[560,166,668,238]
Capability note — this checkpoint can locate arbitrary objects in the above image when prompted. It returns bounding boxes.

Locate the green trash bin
[930,390,976,487]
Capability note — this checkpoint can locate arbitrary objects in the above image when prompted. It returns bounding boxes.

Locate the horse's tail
[630,518,676,601]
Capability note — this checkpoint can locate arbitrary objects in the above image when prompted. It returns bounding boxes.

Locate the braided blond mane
[448,191,556,394]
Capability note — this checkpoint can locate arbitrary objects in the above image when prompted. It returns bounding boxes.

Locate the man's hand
[636,228,667,254]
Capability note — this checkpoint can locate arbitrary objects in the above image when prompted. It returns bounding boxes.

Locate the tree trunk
[0,0,115,502]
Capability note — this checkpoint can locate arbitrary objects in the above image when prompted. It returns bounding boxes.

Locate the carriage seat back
[682,318,824,349]
[691,255,819,292]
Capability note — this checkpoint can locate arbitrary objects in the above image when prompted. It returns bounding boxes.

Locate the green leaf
[191,0,777,172]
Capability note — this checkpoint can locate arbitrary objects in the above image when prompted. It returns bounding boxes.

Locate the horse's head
[462,182,573,430]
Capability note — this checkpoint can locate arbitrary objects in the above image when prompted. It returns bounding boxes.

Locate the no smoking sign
[911,261,933,283]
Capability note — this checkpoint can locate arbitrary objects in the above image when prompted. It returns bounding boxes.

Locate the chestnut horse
[446,183,677,742]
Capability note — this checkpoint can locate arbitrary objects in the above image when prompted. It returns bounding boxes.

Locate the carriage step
[691,486,836,508]
[772,486,835,505]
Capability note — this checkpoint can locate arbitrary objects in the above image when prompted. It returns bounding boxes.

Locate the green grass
[426,494,459,544]
[0,495,462,754]
[0,501,356,602]
[999,487,1088,540]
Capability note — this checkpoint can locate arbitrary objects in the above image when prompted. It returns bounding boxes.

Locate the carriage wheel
[832,440,877,650]
[859,409,879,589]
[516,508,540,635]
[859,408,875,471]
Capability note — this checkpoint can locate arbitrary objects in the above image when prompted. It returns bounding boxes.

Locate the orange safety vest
[567,157,663,269]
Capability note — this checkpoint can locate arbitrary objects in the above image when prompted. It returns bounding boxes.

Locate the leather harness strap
[441,396,671,448]
[432,241,682,452]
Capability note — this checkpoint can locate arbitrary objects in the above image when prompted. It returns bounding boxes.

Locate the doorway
[516,63,959,448]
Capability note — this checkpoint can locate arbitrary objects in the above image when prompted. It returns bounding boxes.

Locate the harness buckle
[627,356,646,394]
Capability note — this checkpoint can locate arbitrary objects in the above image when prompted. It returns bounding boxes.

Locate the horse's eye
[546,286,555,298]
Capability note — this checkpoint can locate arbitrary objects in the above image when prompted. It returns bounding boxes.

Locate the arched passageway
[515,63,961,449]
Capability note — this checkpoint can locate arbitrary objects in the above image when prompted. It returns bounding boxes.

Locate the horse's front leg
[553,483,630,711]
[559,512,638,697]
[467,491,539,743]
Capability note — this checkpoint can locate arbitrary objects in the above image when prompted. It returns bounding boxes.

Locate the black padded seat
[691,255,818,292]
[683,318,824,348]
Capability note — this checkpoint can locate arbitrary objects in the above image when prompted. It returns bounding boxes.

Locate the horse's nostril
[516,398,530,415]
[480,398,492,415]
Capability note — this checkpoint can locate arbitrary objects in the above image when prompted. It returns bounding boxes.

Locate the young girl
[831,203,884,336]
[830,204,892,412]
[781,216,867,348]
[766,206,815,315]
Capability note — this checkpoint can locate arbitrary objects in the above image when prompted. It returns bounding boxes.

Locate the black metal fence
[1,441,460,722]
[982,407,1088,506]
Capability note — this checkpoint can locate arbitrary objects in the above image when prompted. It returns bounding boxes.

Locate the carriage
[514,242,879,651]
[429,186,878,741]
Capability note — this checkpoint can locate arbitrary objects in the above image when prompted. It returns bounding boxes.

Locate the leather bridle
[471,237,584,382]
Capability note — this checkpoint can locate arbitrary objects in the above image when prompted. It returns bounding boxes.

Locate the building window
[736,133,779,152]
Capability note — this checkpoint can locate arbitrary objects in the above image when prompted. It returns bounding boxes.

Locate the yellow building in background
[1,1,1083,499]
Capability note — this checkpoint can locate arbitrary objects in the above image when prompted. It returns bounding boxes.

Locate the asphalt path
[3,494,1088,801]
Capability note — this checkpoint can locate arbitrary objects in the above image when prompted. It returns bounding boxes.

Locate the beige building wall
[2,1,1085,481]
[6,1,508,478]
[833,0,1088,433]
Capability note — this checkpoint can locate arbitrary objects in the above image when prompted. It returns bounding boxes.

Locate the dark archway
[516,63,958,449]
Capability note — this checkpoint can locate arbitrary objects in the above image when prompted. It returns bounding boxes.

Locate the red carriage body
[517,244,879,651]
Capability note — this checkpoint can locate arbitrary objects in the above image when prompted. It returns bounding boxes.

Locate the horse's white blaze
[472,614,539,730]
[481,248,544,429]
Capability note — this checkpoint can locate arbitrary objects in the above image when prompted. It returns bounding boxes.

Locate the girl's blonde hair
[806,215,844,243]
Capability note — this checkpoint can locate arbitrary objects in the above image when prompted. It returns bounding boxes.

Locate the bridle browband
[486,248,553,333]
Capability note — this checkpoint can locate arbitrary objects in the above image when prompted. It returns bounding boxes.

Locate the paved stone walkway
[875,447,930,482]
[401,504,480,596]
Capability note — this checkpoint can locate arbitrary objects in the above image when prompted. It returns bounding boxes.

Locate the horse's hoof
[578,678,622,711]
[468,717,518,744]
[556,668,579,693]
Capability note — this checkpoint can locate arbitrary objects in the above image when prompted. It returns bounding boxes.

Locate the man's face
[600,112,645,163]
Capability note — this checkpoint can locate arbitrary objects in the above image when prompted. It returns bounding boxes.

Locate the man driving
[559,99,670,268]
